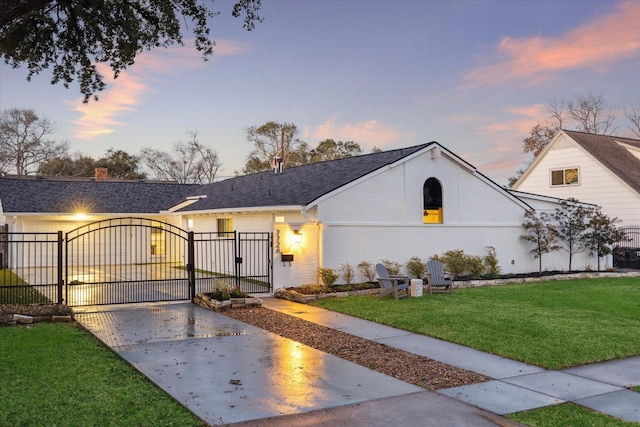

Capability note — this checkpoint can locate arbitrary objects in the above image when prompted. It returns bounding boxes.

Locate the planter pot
[410,279,424,297]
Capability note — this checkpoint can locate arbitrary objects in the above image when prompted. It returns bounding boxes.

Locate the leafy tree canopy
[0,0,262,102]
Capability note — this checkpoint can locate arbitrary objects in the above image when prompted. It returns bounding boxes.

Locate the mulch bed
[223,306,489,390]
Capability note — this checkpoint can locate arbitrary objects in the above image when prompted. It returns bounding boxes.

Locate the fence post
[57,231,63,304]
[234,231,241,287]
[188,231,195,301]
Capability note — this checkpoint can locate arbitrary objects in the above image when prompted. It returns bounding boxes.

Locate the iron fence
[0,218,272,306]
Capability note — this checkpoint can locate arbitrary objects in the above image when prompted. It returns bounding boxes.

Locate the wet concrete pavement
[74,298,640,425]
[73,301,520,426]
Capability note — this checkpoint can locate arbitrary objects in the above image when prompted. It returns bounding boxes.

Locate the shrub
[381,259,401,275]
[466,255,485,279]
[208,281,248,301]
[339,262,355,285]
[435,250,467,279]
[318,268,339,286]
[357,261,377,282]
[483,246,501,278]
[406,256,426,278]
[292,284,332,294]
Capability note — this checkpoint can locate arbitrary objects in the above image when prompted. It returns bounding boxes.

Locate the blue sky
[1,0,639,184]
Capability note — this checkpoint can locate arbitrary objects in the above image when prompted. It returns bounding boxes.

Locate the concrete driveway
[74,302,515,426]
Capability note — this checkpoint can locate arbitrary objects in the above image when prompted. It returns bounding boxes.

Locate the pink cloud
[308,117,404,149]
[71,40,249,140]
[464,1,640,86]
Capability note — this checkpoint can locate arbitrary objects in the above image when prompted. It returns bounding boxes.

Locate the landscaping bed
[222,306,489,390]
[274,283,381,303]
[194,292,262,311]
[275,270,640,304]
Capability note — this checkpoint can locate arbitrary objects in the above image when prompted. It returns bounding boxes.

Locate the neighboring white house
[512,129,640,227]
[0,142,597,290]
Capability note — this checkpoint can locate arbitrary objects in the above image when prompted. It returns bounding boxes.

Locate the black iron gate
[614,227,640,269]
[64,218,272,306]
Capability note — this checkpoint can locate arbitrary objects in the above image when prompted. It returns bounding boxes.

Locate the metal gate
[614,227,640,269]
[64,217,272,306]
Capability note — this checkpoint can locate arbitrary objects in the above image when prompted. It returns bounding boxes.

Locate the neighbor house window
[423,178,443,224]
[551,168,579,186]
[150,222,165,255]
[217,218,233,237]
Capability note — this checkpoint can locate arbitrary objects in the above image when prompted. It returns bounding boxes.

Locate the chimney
[94,167,108,181]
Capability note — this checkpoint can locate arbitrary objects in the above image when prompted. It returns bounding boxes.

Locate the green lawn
[313,277,640,369]
[507,403,639,427]
[0,323,205,427]
[0,269,50,304]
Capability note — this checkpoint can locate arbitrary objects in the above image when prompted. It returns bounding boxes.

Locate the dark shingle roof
[0,176,200,214]
[563,130,640,195]
[181,143,434,212]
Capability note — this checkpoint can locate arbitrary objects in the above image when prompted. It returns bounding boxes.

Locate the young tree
[141,131,221,183]
[0,0,263,102]
[0,108,67,175]
[584,208,628,270]
[552,199,592,271]
[520,210,560,274]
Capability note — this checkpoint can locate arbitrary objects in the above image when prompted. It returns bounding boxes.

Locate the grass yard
[507,403,640,427]
[0,269,50,304]
[313,277,640,369]
[0,323,205,427]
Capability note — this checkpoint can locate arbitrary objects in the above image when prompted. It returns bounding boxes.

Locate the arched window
[423,178,442,224]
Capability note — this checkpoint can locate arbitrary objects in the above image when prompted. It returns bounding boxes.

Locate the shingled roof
[563,130,640,195]
[180,143,435,212]
[0,175,199,214]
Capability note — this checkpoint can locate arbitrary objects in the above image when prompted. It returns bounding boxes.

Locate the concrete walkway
[262,297,640,423]
[73,298,640,425]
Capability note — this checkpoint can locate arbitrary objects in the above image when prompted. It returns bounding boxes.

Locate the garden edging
[194,293,263,311]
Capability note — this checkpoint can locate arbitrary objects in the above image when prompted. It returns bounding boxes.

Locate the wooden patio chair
[426,260,453,294]
[375,263,410,300]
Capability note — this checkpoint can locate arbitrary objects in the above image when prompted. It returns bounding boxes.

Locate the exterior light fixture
[293,230,302,244]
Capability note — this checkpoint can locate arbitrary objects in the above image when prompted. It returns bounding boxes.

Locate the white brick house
[176,142,594,287]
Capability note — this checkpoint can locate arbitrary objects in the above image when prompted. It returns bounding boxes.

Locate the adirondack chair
[375,263,410,300]
[426,260,453,294]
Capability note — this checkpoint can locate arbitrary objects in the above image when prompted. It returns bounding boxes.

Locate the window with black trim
[551,168,579,186]
[423,178,443,224]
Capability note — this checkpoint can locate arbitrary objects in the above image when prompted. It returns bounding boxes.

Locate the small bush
[318,268,339,286]
[208,282,248,301]
[292,284,332,295]
[340,262,355,285]
[466,255,485,279]
[406,256,426,278]
[381,259,401,275]
[435,250,467,279]
[483,247,501,278]
[357,261,376,282]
